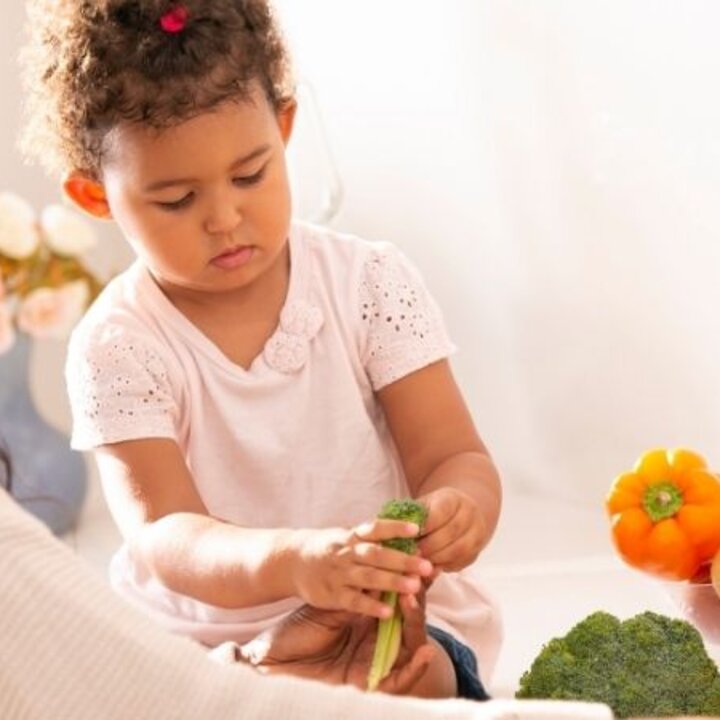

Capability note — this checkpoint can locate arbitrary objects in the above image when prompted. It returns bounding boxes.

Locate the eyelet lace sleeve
[66,326,178,451]
[359,244,457,390]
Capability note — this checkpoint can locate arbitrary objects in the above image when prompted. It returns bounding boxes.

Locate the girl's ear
[276,99,298,146]
[63,172,112,219]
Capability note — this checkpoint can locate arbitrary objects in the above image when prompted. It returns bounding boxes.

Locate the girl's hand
[417,487,486,572]
[290,520,434,619]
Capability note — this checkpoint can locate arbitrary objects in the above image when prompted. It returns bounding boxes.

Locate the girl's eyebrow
[143,144,272,192]
[229,144,271,171]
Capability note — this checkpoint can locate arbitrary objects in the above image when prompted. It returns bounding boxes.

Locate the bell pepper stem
[643,482,683,522]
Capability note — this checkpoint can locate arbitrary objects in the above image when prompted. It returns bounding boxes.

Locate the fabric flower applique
[263,299,324,374]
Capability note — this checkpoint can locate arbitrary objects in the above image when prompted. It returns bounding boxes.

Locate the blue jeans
[427,625,490,701]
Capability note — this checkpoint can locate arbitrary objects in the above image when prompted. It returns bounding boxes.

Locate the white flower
[0,302,16,355]
[40,204,97,256]
[0,192,39,260]
[16,280,89,340]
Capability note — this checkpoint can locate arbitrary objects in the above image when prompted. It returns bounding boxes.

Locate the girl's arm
[96,438,429,613]
[97,438,296,607]
[377,359,502,571]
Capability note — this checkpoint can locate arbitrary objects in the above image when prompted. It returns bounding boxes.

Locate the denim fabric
[426,624,490,701]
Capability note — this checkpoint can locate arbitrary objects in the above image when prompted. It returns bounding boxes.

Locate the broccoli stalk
[366,498,428,692]
[516,610,720,718]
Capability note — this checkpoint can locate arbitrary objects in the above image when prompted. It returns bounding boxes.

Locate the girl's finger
[352,518,421,543]
[352,541,434,577]
[425,538,479,570]
[416,522,461,558]
[338,588,395,620]
[347,566,422,595]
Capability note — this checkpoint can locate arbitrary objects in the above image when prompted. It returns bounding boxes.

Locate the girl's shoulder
[68,260,169,361]
[291,219,407,288]
[291,221,454,389]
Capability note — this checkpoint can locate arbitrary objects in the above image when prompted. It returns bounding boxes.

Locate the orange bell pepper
[606,448,720,580]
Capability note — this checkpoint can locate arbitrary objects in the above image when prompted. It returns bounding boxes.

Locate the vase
[0,333,87,535]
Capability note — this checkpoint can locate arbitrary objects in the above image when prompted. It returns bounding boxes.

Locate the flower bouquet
[0,191,103,354]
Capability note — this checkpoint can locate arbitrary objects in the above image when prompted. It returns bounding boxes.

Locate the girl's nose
[203,193,243,235]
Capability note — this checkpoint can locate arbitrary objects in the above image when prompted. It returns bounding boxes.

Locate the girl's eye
[156,193,194,211]
[233,165,267,187]
[152,164,267,211]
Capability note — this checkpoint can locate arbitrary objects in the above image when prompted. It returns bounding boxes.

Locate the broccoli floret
[376,498,428,554]
[517,610,720,718]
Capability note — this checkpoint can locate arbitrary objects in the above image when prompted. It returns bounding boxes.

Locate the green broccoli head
[517,610,720,718]
[377,498,428,554]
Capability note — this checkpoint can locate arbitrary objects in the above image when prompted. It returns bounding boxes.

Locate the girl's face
[99,85,296,306]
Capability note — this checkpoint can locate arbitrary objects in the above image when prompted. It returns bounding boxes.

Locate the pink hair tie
[159,5,189,34]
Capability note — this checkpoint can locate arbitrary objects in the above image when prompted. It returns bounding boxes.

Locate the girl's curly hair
[19,0,295,179]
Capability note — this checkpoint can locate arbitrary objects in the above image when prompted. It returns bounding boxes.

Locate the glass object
[286,80,344,224]
[662,576,720,661]
[0,332,87,534]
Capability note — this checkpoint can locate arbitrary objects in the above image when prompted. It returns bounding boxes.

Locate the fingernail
[405,523,419,535]
[380,605,393,619]
[418,560,433,575]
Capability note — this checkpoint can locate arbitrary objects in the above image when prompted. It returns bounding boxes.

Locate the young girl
[20,0,502,699]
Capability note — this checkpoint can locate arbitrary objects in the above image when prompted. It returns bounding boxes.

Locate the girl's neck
[152,242,292,370]
[155,241,291,323]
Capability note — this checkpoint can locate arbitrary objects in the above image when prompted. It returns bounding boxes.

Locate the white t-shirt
[66,220,501,679]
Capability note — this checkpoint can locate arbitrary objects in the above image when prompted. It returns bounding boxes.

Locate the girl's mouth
[210,245,255,270]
